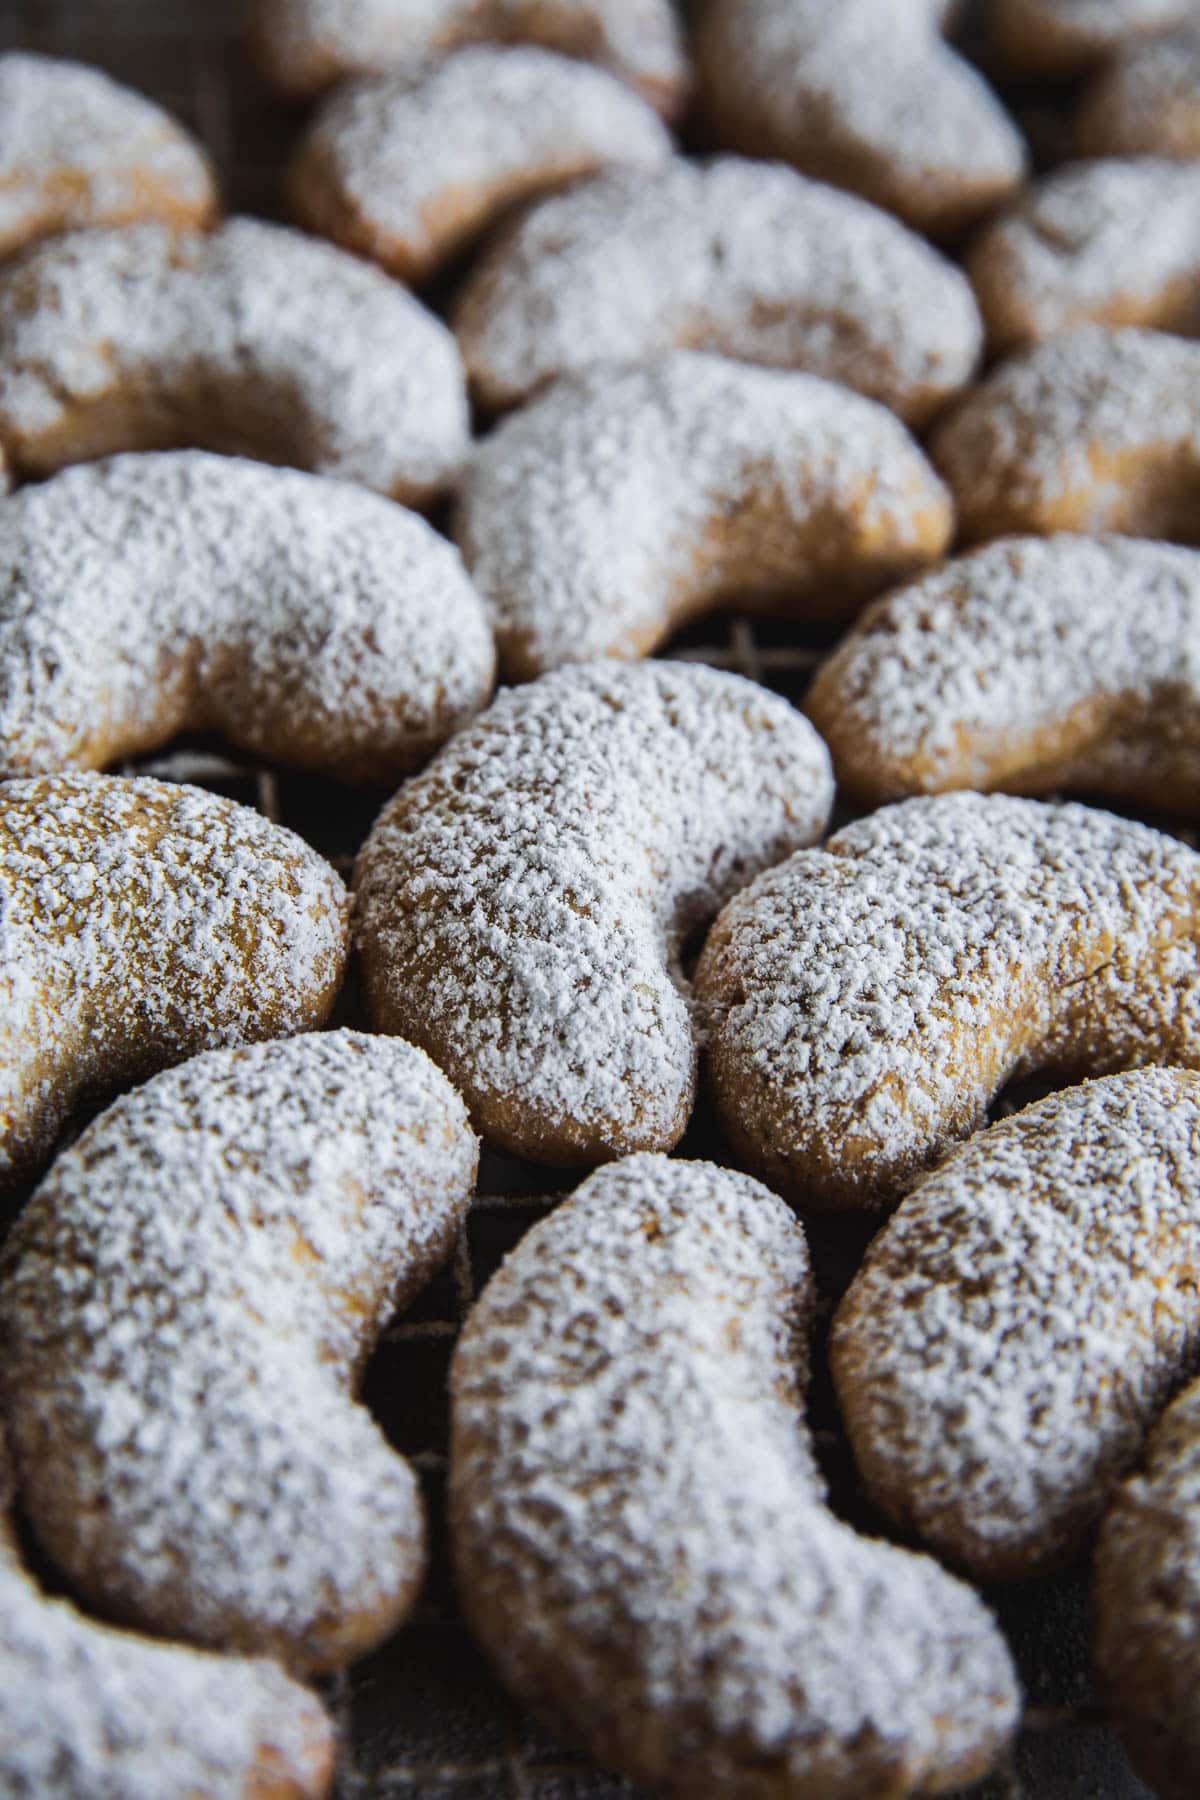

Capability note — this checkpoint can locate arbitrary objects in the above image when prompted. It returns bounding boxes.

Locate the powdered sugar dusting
[805,534,1200,804]
[832,1069,1200,1579]
[457,351,951,678]
[696,793,1200,1208]
[354,661,833,1162]
[453,157,983,421]
[969,159,1200,350]
[0,217,469,502]
[249,0,688,113]
[697,0,1026,236]
[0,52,215,256]
[0,450,495,782]
[931,325,1200,542]
[291,46,670,282]
[0,1031,477,1675]
[450,1154,1019,1796]
[1076,21,1200,158]
[0,771,349,1180]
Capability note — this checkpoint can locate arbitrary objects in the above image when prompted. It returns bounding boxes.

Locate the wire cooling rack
[0,2,1158,1794]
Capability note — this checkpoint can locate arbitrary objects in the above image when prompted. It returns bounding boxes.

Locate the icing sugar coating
[968,159,1200,353]
[0,1430,334,1800]
[695,793,1200,1210]
[289,46,671,285]
[990,0,1191,76]
[453,157,983,422]
[0,52,216,255]
[1094,1373,1200,1800]
[354,661,834,1164]
[1075,21,1200,159]
[930,325,1200,546]
[805,534,1200,813]
[450,1154,1020,1799]
[831,1070,1200,1580]
[696,0,1026,238]
[247,0,689,114]
[0,217,469,503]
[457,352,952,680]
[1,1032,477,1674]
[0,773,348,1182]
[0,451,495,784]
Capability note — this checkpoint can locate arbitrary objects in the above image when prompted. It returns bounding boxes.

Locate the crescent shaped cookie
[1075,22,1200,158]
[450,1154,1020,1799]
[831,1070,1200,1581]
[0,1423,334,1800]
[1,1031,477,1673]
[930,325,1200,545]
[989,0,1192,76]
[0,52,216,256]
[247,0,689,115]
[456,352,952,680]
[1094,1373,1200,1800]
[452,158,983,421]
[696,0,1026,238]
[0,772,348,1182]
[967,159,1200,354]
[0,451,495,784]
[0,218,469,503]
[288,46,671,285]
[354,661,834,1164]
[695,793,1200,1209]
[805,534,1200,813]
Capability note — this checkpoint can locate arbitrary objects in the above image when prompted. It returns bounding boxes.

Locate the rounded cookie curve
[453,157,983,422]
[696,0,1026,238]
[695,792,1200,1209]
[0,51,216,255]
[450,1153,1019,1799]
[989,0,1192,77]
[930,326,1200,546]
[1075,22,1200,159]
[0,772,349,1182]
[0,1425,334,1800]
[0,451,495,784]
[288,46,671,285]
[1093,1374,1200,1800]
[831,1069,1200,1580]
[456,352,952,680]
[247,0,690,115]
[1,1031,477,1673]
[0,217,469,503]
[805,534,1200,813]
[968,159,1200,354]
[353,661,834,1164]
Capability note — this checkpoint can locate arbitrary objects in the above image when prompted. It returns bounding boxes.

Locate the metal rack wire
[0,2,1154,1794]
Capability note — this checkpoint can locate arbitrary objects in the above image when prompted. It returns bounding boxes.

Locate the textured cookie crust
[0,451,495,784]
[990,0,1192,76]
[0,772,348,1181]
[0,217,469,503]
[453,157,983,421]
[931,325,1200,545]
[289,46,670,284]
[696,0,1025,238]
[805,534,1200,812]
[457,352,952,680]
[247,0,689,114]
[832,1070,1200,1579]
[354,661,833,1164]
[1075,21,1200,158]
[695,793,1200,1209]
[450,1154,1020,1799]
[0,51,216,255]
[1,1032,477,1673]
[1094,1374,1200,1800]
[968,159,1200,353]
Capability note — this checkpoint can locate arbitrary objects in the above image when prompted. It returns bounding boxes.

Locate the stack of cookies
[0,1,1198,1794]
